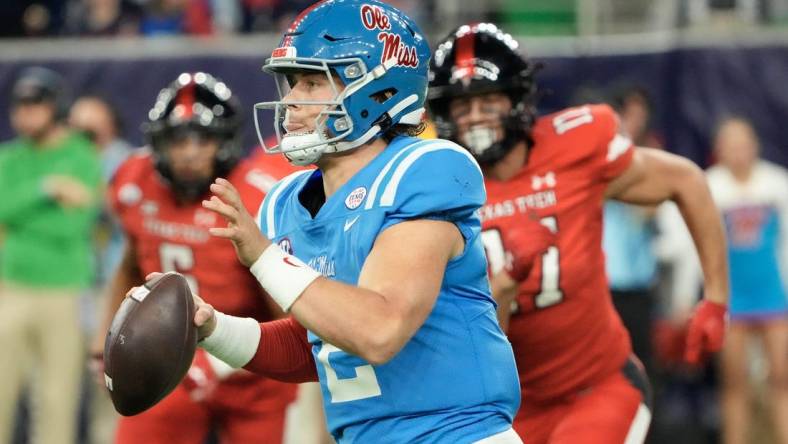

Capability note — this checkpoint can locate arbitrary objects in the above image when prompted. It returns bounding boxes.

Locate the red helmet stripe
[177,80,196,119]
[454,23,478,81]
[282,0,326,47]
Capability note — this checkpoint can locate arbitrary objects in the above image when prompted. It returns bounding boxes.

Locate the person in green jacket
[0,67,101,444]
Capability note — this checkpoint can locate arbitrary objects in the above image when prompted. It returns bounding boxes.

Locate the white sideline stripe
[266,170,311,239]
[363,139,433,210]
[379,141,481,207]
[624,403,652,444]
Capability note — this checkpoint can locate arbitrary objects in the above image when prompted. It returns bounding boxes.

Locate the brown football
[103,272,197,416]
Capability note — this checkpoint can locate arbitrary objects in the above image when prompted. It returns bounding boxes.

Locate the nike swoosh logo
[283,257,301,267]
[344,216,360,232]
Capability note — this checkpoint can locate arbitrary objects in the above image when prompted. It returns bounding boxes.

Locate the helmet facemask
[255,57,407,166]
[149,124,236,202]
[433,89,535,166]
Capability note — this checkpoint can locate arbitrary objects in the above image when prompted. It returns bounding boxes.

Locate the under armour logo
[531,172,557,190]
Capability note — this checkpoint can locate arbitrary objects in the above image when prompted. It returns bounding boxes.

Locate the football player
[138,1,523,443]
[427,23,730,444]
[92,72,296,444]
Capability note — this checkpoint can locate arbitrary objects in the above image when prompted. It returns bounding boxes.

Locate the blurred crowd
[0,0,427,37]
[2,0,788,39]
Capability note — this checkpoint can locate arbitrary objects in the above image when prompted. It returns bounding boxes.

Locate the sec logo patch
[345,186,367,210]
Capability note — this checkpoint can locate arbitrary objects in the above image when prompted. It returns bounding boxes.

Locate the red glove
[684,300,728,365]
[181,349,219,402]
[503,216,556,282]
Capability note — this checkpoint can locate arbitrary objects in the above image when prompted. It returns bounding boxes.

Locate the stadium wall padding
[0,45,786,167]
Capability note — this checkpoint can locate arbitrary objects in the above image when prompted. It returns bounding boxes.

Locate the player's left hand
[202,178,271,267]
[138,272,217,341]
[684,300,728,365]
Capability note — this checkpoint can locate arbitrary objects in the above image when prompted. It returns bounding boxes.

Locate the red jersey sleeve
[106,152,151,228]
[589,104,635,181]
[230,161,271,216]
[233,150,304,216]
[243,317,318,383]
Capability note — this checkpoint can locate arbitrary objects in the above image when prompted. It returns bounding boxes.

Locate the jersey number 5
[482,216,564,309]
[159,243,199,294]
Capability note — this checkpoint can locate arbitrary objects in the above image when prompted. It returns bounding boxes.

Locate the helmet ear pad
[325,69,427,143]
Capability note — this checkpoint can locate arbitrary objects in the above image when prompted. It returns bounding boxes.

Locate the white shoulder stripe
[607,133,632,162]
[379,141,481,207]
[265,169,312,239]
[254,199,266,232]
[364,139,433,210]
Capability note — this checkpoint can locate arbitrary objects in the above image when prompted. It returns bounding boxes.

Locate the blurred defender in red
[92,72,297,444]
[428,24,729,444]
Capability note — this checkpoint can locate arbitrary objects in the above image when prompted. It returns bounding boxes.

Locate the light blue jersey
[708,161,788,320]
[257,137,520,443]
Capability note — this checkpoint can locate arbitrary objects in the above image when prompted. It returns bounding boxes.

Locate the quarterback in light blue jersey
[159,1,522,443]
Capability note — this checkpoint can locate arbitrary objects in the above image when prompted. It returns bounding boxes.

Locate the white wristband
[199,312,261,368]
[249,243,322,312]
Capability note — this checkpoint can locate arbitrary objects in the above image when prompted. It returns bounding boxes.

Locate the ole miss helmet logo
[360,4,418,68]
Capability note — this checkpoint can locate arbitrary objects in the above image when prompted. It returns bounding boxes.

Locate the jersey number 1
[482,216,564,309]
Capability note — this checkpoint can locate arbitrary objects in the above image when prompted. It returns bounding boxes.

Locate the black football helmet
[428,23,539,165]
[144,72,242,201]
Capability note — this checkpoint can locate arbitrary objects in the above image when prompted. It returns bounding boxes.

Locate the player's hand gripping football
[130,272,218,341]
[202,178,271,267]
[683,300,728,365]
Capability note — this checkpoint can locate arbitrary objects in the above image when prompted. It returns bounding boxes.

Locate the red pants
[514,358,652,444]
[115,373,295,444]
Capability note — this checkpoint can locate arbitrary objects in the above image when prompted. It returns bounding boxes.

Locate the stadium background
[0,0,787,443]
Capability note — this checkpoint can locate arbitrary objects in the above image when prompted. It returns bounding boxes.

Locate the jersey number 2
[317,343,382,403]
[482,216,564,309]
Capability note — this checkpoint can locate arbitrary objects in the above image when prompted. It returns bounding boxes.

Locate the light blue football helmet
[254,0,431,165]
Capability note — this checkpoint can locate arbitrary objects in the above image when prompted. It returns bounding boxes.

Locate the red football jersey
[109,149,297,318]
[109,150,301,438]
[480,104,635,403]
